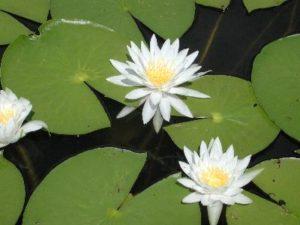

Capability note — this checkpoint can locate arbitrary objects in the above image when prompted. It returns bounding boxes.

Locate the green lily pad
[195,0,231,10]
[0,0,49,23]
[23,148,200,225]
[251,158,300,217]
[165,75,279,157]
[50,0,195,40]
[252,35,300,141]
[0,19,133,134]
[0,11,30,45]
[227,192,298,225]
[243,0,287,12]
[0,155,25,225]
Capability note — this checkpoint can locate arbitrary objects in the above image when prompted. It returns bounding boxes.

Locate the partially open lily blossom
[107,35,210,132]
[178,137,263,225]
[0,88,47,149]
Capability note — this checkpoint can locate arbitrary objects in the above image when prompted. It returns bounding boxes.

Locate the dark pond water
[1,0,300,224]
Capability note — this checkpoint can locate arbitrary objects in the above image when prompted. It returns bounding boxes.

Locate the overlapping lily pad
[0,0,49,45]
[196,0,231,10]
[227,192,298,225]
[0,155,25,225]
[252,35,300,141]
[23,148,200,225]
[165,75,279,157]
[50,0,195,40]
[0,19,133,134]
[0,11,30,45]
[251,158,300,217]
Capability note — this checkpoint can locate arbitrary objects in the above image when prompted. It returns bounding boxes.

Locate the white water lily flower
[107,35,210,132]
[178,137,263,225]
[0,88,47,149]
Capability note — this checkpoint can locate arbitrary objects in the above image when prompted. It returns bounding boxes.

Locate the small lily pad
[0,11,30,45]
[1,19,132,134]
[23,148,200,225]
[51,0,195,40]
[0,155,25,225]
[227,192,298,225]
[243,0,287,12]
[251,158,300,217]
[252,35,300,141]
[165,75,280,157]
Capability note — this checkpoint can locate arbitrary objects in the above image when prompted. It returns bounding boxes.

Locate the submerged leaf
[165,75,279,157]
[252,34,300,141]
[23,148,200,225]
[0,155,25,225]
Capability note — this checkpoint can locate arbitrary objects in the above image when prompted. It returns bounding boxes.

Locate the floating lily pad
[0,155,25,225]
[0,11,30,45]
[195,0,231,10]
[23,148,200,225]
[165,75,279,157]
[251,158,300,217]
[50,0,195,40]
[1,19,133,134]
[227,192,298,225]
[252,35,300,141]
[243,0,287,12]
[0,0,49,23]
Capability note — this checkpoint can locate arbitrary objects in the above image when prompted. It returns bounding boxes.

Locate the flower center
[146,61,174,87]
[200,167,229,188]
[0,108,15,125]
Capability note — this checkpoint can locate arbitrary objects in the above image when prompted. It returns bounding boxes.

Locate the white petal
[150,35,159,56]
[169,87,210,98]
[172,65,202,86]
[236,155,251,172]
[183,146,194,164]
[116,106,136,119]
[177,177,196,189]
[153,110,163,133]
[235,169,263,188]
[21,120,47,136]
[142,98,157,124]
[184,51,198,68]
[224,145,234,161]
[106,75,141,87]
[234,194,253,204]
[125,88,151,100]
[210,137,223,160]
[110,59,130,74]
[167,95,192,118]
[207,202,223,225]
[159,97,171,121]
[149,91,162,106]
[182,192,202,203]
[179,161,191,176]
[199,141,208,157]
[171,39,179,54]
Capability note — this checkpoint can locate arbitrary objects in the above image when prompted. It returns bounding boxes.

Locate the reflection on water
[0,1,300,224]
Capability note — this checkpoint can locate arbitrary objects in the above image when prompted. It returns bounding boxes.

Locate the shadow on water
[0,0,300,224]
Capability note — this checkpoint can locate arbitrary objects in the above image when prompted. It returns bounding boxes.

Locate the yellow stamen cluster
[146,61,174,87]
[200,167,229,188]
[0,108,15,125]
